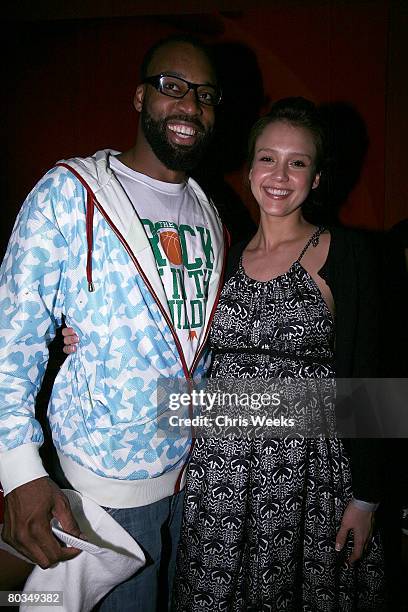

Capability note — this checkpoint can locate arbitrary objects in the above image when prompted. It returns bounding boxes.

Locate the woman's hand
[335,501,374,563]
[62,327,79,354]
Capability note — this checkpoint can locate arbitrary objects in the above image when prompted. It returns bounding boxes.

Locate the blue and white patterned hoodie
[0,150,226,508]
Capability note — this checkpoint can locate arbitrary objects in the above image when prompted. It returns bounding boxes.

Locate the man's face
[137,42,216,172]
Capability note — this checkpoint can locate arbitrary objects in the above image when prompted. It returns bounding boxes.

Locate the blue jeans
[95,490,184,612]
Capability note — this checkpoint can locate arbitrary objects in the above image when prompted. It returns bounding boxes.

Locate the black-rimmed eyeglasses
[143,73,222,107]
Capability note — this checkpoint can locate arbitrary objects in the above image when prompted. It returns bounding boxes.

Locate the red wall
[3,1,404,256]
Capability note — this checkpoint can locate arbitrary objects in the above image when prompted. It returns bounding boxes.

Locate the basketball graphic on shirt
[159,230,183,265]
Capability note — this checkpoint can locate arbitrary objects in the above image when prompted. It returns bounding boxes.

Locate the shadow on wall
[192,41,266,245]
[310,101,370,227]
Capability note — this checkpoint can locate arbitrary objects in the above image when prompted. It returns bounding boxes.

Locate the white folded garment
[0,489,145,611]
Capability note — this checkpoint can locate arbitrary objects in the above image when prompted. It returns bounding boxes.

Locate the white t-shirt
[110,155,215,368]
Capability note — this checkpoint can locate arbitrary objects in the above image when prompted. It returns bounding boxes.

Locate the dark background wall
[2,0,407,256]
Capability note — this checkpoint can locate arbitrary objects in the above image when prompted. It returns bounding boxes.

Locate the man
[0,35,226,610]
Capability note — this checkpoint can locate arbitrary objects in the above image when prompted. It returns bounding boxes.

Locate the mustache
[164,115,206,133]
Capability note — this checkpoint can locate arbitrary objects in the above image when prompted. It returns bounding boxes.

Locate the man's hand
[2,477,82,569]
[335,501,375,564]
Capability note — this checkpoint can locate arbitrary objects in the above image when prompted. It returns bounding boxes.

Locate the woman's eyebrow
[257,147,312,159]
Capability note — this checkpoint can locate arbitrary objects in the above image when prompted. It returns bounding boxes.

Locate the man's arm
[0,171,82,566]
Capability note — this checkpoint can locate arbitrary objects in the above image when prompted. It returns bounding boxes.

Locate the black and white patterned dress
[172,229,384,612]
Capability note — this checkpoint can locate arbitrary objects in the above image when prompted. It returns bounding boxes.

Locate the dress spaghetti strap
[297,226,325,262]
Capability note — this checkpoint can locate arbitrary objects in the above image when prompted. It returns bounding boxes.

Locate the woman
[64,98,385,611]
[171,98,384,611]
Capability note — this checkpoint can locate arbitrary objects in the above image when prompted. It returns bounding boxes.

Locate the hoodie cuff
[0,443,48,495]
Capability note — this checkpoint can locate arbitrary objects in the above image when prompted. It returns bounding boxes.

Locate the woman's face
[249,120,320,220]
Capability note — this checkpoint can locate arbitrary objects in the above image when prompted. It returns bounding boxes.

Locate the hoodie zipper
[173,225,228,492]
[189,224,229,376]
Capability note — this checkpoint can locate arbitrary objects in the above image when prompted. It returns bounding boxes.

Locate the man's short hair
[139,34,217,83]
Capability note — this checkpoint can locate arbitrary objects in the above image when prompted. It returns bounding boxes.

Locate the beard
[141,106,214,172]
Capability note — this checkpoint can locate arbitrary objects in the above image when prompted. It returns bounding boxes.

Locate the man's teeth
[168,124,196,137]
[265,188,290,196]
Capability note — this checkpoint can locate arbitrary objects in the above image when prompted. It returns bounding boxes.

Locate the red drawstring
[86,191,95,292]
